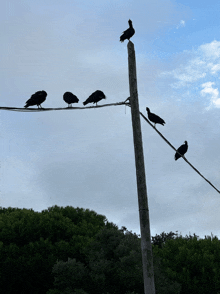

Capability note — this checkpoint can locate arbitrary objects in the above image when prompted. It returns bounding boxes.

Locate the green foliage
[1,205,220,294]
[48,226,144,294]
[153,255,181,294]
[49,227,180,294]
[0,205,107,294]
[152,231,178,248]
[84,226,143,294]
[153,232,220,294]
[52,258,88,291]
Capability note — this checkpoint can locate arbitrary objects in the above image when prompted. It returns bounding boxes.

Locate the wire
[1,100,219,194]
[0,102,128,112]
[137,108,220,194]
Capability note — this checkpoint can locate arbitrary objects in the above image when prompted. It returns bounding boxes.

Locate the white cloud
[209,63,220,74]
[199,40,220,60]
[176,19,185,29]
[201,82,220,108]
[162,58,206,88]
[161,40,220,108]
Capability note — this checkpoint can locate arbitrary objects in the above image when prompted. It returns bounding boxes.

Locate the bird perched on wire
[120,19,135,42]
[83,90,106,106]
[24,90,47,108]
[146,107,165,127]
[175,141,188,160]
[63,92,79,107]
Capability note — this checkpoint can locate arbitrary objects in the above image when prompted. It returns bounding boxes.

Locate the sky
[1,0,220,239]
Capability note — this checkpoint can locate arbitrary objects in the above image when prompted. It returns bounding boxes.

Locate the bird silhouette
[175,141,188,160]
[83,90,106,106]
[63,92,79,107]
[120,19,135,42]
[146,107,165,127]
[24,90,47,108]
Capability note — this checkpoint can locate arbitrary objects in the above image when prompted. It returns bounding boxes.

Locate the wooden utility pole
[127,40,155,294]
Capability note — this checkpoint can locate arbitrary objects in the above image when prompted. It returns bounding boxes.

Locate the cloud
[201,82,220,108]
[199,40,220,59]
[176,20,185,29]
[161,57,206,88]
[161,40,220,108]
[209,64,220,74]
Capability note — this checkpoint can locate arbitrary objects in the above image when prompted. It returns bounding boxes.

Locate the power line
[0,100,219,194]
[137,108,220,194]
[0,101,128,112]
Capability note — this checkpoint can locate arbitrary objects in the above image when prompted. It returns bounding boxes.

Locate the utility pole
[127,40,155,294]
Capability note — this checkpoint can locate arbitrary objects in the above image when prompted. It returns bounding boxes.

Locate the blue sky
[1,0,220,238]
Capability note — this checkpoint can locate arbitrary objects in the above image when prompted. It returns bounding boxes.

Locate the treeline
[0,206,220,294]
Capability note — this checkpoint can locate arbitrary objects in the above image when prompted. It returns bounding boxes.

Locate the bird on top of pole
[120,19,135,42]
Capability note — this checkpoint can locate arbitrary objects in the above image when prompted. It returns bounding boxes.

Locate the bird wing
[120,28,131,41]
[37,92,46,104]
[25,93,38,104]
[176,144,187,158]
[149,113,165,124]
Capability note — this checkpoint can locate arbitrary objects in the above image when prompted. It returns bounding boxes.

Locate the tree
[48,227,181,294]
[50,258,89,293]
[153,233,220,294]
[152,231,178,248]
[0,206,108,294]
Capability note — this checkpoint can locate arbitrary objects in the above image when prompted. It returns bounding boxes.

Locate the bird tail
[83,101,87,106]
[174,155,179,161]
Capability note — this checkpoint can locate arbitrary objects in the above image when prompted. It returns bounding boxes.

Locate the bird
[24,90,47,108]
[63,92,79,107]
[146,107,165,127]
[175,141,188,161]
[120,19,135,42]
[83,90,106,106]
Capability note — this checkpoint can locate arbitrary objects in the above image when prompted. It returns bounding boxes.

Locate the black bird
[146,107,165,127]
[120,19,135,42]
[83,90,106,106]
[175,141,188,161]
[24,90,47,108]
[63,92,79,107]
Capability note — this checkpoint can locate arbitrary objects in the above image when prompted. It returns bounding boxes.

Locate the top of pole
[127,41,135,55]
